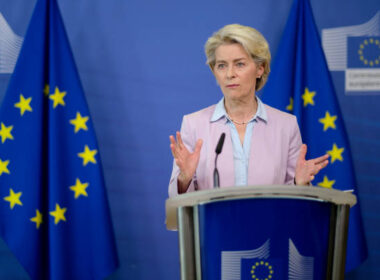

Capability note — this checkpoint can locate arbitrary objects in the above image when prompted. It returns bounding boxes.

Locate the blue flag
[0,0,118,279]
[262,0,367,272]
[347,36,380,68]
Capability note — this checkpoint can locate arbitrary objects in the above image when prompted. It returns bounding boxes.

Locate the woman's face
[213,43,264,102]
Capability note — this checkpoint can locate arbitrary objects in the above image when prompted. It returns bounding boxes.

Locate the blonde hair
[205,24,271,91]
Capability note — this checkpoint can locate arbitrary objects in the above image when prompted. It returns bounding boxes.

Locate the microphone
[213,133,225,188]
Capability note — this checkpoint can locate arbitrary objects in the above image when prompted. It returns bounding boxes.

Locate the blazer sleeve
[285,116,302,185]
[168,115,198,197]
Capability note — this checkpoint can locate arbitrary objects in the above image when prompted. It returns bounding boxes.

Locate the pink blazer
[168,103,302,197]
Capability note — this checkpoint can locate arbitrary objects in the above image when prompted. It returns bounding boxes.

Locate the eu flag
[241,258,284,280]
[0,0,118,279]
[347,36,380,68]
[262,0,368,272]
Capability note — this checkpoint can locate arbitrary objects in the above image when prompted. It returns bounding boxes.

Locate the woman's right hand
[169,131,203,193]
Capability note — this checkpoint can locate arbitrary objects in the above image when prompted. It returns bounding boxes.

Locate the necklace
[226,113,253,125]
[225,100,257,126]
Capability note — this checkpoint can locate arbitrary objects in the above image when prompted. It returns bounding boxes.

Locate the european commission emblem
[322,11,380,93]
[348,37,380,68]
[345,36,380,91]
[246,261,274,280]
[221,239,313,280]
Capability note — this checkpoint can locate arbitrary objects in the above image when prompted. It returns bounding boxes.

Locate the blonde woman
[169,24,328,197]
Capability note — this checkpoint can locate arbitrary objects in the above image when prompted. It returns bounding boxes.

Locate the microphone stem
[214,154,220,188]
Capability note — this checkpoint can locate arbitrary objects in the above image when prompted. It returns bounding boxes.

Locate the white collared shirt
[210,97,268,186]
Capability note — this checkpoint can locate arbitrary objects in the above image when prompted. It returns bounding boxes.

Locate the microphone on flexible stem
[213,133,226,188]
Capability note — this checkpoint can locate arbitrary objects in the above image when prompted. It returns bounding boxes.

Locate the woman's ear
[257,64,265,78]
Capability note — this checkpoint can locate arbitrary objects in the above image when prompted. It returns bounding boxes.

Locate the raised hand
[295,144,329,186]
[169,131,203,192]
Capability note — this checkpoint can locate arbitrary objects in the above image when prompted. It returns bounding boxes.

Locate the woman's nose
[226,66,236,79]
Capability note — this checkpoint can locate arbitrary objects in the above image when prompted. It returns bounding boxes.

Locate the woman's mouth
[226,84,239,88]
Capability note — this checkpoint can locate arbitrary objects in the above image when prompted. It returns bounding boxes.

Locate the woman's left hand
[295,144,329,185]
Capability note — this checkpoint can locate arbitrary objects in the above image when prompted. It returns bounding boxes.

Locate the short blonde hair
[205,24,271,91]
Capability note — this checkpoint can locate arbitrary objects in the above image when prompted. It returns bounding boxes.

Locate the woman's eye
[216,64,225,69]
[236,62,245,67]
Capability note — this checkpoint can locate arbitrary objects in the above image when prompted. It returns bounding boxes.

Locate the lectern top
[165,185,356,230]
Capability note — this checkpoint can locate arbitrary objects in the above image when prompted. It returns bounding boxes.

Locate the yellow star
[78,145,97,166]
[0,158,10,175]
[30,209,43,229]
[69,112,89,133]
[49,87,66,108]
[0,123,14,143]
[49,203,67,224]
[14,94,32,116]
[43,84,50,96]
[318,175,335,188]
[70,178,89,199]
[319,111,337,131]
[286,97,293,111]
[327,143,344,163]
[3,188,22,209]
[301,87,316,107]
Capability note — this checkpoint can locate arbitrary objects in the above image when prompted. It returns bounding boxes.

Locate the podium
[166,185,356,280]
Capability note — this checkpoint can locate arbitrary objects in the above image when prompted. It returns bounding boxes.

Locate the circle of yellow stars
[2,84,96,229]
[286,87,345,189]
[358,38,380,67]
[250,261,274,280]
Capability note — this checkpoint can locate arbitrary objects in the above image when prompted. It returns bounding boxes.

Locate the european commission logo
[221,239,314,280]
[247,261,274,280]
[322,11,380,94]
[348,37,380,68]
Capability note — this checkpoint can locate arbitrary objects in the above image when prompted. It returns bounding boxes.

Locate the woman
[168,24,328,197]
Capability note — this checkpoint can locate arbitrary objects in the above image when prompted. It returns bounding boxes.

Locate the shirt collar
[211,97,268,123]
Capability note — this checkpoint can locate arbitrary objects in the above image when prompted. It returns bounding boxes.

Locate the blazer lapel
[248,119,266,185]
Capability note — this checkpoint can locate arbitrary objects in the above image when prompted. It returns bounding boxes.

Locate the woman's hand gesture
[169,131,203,192]
[295,144,329,185]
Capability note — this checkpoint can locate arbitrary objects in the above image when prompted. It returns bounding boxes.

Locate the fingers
[169,132,203,161]
[170,132,183,149]
[304,158,328,183]
[170,143,177,158]
[194,139,203,154]
[298,143,329,166]
[312,154,329,165]
[176,131,184,148]
[169,135,176,145]
[170,132,184,155]
[298,144,307,162]
[169,134,179,158]
[320,159,329,168]
[296,148,330,185]
[313,159,329,174]
[310,154,329,175]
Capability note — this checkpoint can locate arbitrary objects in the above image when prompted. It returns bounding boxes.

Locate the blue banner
[199,198,331,280]
[0,0,118,279]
